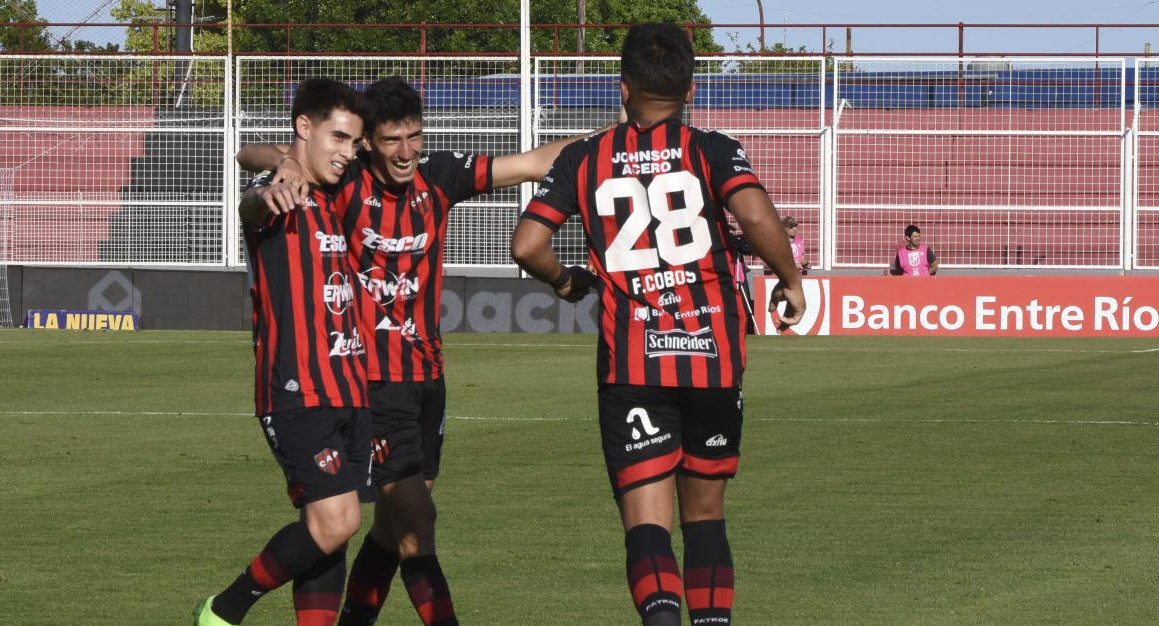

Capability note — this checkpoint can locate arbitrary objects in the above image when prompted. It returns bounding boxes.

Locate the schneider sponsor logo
[644,327,718,358]
[361,228,428,255]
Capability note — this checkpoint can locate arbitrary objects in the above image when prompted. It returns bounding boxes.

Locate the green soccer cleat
[192,596,233,626]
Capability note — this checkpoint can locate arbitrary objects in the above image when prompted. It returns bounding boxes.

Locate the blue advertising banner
[26,310,139,331]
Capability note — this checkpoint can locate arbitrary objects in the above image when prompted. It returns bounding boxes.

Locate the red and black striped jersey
[244,173,369,415]
[523,119,764,388]
[336,151,493,382]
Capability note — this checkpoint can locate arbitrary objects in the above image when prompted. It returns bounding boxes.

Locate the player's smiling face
[297,108,363,186]
[369,117,424,186]
[906,231,922,247]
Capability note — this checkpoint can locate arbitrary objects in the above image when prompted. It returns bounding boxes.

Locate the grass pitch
[1,331,1157,625]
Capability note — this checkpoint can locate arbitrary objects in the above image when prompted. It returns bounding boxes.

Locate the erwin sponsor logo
[314,448,341,475]
[315,231,347,254]
[358,267,420,305]
[361,228,428,255]
[323,272,356,315]
[644,327,718,358]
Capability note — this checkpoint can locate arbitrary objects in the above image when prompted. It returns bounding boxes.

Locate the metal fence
[0,54,1153,271]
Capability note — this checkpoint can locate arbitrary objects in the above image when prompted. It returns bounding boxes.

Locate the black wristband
[550,266,571,290]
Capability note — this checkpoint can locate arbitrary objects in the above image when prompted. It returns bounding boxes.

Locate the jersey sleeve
[241,172,283,232]
[521,141,584,231]
[927,247,937,263]
[419,151,494,205]
[701,132,766,204]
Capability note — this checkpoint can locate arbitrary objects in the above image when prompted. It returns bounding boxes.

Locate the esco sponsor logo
[361,227,429,255]
[315,231,347,254]
[328,326,365,357]
[323,272,356,315]
[644,327,719,359]
[358,267,421,305]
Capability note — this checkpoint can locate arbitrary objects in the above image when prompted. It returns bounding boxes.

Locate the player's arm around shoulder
[491,124,613,189]
[239,174,296,227]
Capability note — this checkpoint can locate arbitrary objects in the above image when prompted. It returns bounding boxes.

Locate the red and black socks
[682,519,734,626]
[625,523,683,625]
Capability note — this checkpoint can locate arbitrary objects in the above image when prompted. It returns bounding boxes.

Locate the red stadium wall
[0,107,150,262]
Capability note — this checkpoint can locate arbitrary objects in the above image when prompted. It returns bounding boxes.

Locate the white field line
[1,410,1155,427]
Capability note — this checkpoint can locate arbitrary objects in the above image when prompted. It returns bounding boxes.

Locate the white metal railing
[0,54,1153,271]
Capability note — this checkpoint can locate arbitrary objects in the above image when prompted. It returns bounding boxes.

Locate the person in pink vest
[783,216,810,275]
[890,224,939,276]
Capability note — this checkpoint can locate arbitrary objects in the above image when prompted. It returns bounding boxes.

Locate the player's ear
[685,82,696,105]
[619,80,630,108]
[294,114,312,142]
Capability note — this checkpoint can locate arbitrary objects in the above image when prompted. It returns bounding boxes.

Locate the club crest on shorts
[314,448,342,475]
[372,437,390,464]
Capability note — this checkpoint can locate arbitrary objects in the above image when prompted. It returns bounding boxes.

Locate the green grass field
[2,330,1158,625]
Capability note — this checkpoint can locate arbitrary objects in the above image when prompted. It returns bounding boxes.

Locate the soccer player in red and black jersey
[194,79,375,626]
[238,77,595,626]
[512,24,806,626]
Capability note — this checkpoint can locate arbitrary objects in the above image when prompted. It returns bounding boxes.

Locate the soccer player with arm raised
[238,76,601,626]
[195,78,374,626]
[511,23,804,626]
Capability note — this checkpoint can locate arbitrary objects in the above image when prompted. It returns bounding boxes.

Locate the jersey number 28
[595,171,711,273]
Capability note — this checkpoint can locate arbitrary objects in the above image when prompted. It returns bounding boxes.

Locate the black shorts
[258,406,374,508]
[368,378,447,485]
[598,384,743,498]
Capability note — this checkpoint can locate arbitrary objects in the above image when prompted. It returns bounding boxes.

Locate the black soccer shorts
[368,378,448,486]
[258,406,374,508]
[598,383,743,498]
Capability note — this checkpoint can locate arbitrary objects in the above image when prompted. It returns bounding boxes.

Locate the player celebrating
[194,79,373,626]
[511,23,805,626]
[239,76,598,626]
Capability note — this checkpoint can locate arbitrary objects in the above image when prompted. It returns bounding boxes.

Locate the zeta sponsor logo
[705,434,728,447]
[323,272,356,315]
[376,314,417,338]
[284,379,300,392]
[329,326,365,357]
[644,327,718,358]
[363,196,383,208]
[314,448,341,475]
[361,227,429,255]
[314,231,347,254]
[358,266,420,305]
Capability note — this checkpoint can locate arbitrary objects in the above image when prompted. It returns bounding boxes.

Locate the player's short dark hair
[783,216,799,229]
[289,78,369,129]
[905,224,922,238]
[620,23,694,99]
[365,76,423,130]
